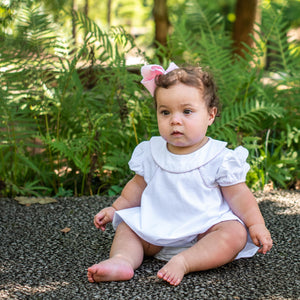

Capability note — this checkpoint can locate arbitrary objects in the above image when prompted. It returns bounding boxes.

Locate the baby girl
[87,63,272,286]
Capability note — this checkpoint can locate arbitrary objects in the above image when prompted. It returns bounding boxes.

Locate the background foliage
[0,0,299,197]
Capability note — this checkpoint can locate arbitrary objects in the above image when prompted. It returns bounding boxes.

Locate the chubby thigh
[146,220,248,261]
[198,220,247,242]
[155,220,248,263]
[195,220,248,261]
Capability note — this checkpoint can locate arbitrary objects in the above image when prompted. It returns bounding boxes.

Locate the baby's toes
[170,276,181,286]
[157,269,167,280]
[87,271,95,283]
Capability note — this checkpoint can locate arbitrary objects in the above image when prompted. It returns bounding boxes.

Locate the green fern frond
[73,11,135,66]
[185,0,224,43]
[259,4,297,74]
[209,99,283,145]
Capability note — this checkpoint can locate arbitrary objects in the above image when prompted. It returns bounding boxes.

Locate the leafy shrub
[163,0,299,190]
[0,4,151,196]
[0,1,299,196]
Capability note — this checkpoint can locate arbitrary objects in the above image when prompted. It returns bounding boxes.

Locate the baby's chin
[166,138,208,155]
[166,143,195,155]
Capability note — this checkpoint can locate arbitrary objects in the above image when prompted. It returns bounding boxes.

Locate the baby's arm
[94,174,146,231]
[221,183,273,254]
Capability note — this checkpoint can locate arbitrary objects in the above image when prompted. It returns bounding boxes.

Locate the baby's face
[156,83,217,155]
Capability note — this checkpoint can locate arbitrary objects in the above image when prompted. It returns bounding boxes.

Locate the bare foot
[157,254,188,286]
[87,257,134,283]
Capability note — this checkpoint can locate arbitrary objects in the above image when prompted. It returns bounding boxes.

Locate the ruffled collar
[150,136,227,173]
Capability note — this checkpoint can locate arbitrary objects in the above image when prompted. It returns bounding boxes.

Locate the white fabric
[113,136,258,259]
[154,231,257,261]
[154,239,197,261]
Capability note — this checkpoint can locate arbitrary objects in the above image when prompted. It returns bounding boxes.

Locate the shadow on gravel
[0,192,299,299]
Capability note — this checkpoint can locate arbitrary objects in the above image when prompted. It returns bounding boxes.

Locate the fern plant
[165,0,299,189]
[0,2,63,196]
[0,3,147,196]
[0,0,298,196]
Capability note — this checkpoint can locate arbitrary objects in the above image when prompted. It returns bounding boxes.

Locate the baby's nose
[170,114,182,125]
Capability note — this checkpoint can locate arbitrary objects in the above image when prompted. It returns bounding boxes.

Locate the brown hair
[154,66,220,115]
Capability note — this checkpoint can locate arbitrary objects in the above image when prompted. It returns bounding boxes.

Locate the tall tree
[71,0,77,44]
[84,0,89,16]
[153,0,169,47]
[232,0,258,58]
[107,0,112,26]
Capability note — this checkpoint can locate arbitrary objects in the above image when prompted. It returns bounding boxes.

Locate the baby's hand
[249,224,273,254]
[94,206,116,231]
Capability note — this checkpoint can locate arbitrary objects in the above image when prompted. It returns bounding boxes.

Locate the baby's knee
[229,221,247,250]
[215,221,247,250]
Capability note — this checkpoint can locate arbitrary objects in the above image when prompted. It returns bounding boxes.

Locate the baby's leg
[87,222,161,283]
[87,222,143,282]
[157,220,247,286]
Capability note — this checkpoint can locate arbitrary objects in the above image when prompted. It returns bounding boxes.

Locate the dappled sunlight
[1,193,299,298]
[256,191,300,216]
[0,281,70,299]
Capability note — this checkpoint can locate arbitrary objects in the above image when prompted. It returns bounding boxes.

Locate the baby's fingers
[258,236,273,254]
[93,206,115,230]
[94,212,106,229]
[249,224,273,254]
[99,224,107,231]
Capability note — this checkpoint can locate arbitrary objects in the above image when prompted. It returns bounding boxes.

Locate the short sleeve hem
[128,141,158,183]
[128,141,148,177]
[216,146,250,186]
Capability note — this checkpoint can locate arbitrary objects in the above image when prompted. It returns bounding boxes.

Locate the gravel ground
[0,191,299,300]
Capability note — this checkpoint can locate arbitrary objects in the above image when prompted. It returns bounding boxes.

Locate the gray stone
[0,191,299,299]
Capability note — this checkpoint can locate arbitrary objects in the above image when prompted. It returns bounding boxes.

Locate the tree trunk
[84,0,89,17]
[232,0,258,58]
[107,0,112,26]
[71,0,77,45]
[153,0,169,47]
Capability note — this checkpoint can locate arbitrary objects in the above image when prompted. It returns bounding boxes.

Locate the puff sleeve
[128,141,157,183]
[216,146,250,186]
[128,141,147,177]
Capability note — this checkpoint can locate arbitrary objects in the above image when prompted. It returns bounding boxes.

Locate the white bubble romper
[113,136,259,261]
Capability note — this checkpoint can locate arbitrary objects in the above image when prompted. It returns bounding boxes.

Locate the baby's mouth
[171,131,183,136]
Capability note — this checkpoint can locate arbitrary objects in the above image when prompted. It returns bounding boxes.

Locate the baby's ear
[208,107,217,125]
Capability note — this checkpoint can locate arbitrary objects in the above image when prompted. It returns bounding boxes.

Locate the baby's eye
[161,110,170,116]
[183,109,193,115]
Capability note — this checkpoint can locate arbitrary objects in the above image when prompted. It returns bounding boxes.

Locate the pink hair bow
[141,62,179,96]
